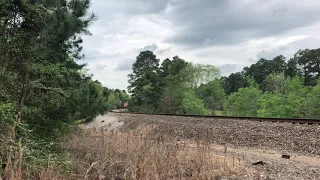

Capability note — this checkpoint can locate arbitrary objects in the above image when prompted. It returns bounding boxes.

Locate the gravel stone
[116,113,320,156]
[113,113,320,179]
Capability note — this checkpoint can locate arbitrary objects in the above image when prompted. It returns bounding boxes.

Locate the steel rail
[111,110,320,125]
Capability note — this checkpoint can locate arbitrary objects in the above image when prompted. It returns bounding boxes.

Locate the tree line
[128,49,320,118]
[0,0,129,177]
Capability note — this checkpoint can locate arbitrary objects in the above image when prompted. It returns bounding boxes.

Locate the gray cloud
[83,49,102,60]
[164,0,320,47]
[218,64,237,76]
[93,0,169,16]
[94,64,108,71]
[157,46,172,54]
[138,43,158,52]
[116,59,135,71]
[89,0,170,30]
[81,0,320,89]
[251,36,320,62]
[138,43,173,54]
[116,0,169,15]
[256,47,288,60]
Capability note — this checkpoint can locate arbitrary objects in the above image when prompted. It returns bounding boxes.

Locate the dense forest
[0,0,129,178]
[128,49,320,118]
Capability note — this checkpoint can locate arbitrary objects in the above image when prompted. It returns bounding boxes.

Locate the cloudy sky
[79,0,320,90]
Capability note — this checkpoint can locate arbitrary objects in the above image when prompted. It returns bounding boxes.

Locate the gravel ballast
[109,113,320,179]
[116,113,320,155]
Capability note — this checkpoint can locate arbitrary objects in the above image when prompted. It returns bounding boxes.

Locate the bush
[0,103,15,128]
[0,103,15,176]
[180,91,207,115]
[225,86,261,117]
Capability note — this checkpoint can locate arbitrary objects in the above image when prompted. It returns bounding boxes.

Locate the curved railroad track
[111,110,320,125]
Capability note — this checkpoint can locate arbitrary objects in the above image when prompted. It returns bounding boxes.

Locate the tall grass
[65,125,246,179]
[1,123,247,179]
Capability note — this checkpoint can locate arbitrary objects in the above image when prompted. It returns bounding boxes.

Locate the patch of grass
[206,110,226,116]
[213,110,225,116]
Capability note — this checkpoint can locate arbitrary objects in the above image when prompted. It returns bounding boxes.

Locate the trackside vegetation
[128,51,320,119]
[0,0,129,178]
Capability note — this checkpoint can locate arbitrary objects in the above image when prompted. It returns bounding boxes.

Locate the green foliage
[285,58,300,78]
[0,1,131,177]
[184,63,221,89]
[158,56,189,113]
[262,73,286,93]
[0,103,15,127]
[0,0,99,136]
[196,79,226,110]
[117,89,131,104]
[70,81,110,122]
[127,48,320,119]
[221,72,248,95]
[244,55,286,86]
[160,56,189,81]
[258,76,308,118]
[225,86,261,117]
[0,103,16,168]
[294,48,320,86]
[284,76,307,94]
[106,92,120,110]
[257,93,303,118]
[302,79,320,118]
[180,90,207,115]
[127,54,221,115]
[159,81,185,114]
[128,51,160,111]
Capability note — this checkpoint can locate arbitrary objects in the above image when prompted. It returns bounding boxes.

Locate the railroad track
[111,110,320,125]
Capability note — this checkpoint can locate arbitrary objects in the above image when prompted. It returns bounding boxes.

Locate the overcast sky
[79,0,320,90]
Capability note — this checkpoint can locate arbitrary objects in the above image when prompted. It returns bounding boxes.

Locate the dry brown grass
[1,124,247,179]
[62,125,247,180]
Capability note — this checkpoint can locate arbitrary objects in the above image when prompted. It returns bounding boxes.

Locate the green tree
[258,93,285,118]
[0,103,15,131]
[69,81,110,121]
[303,79,320,118]
[262,73,286,93]
[225,85,261,117]
[244,55,286,86]
[257,93,305,118]
[196,79,226,110]
[285,58,300,78]
[0,1,115,177]
[258,76,308,118]
[106,92,120,110]
[118,90,131,105]
[0,0,95,133]
[222,72,248,95]
[128,51,160,111]
[159,81,185,114]
[159,56,189,79]
[156,56,189,113]
[184,63,221,89]
[180,90,207,115]
[293,48,320,86]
